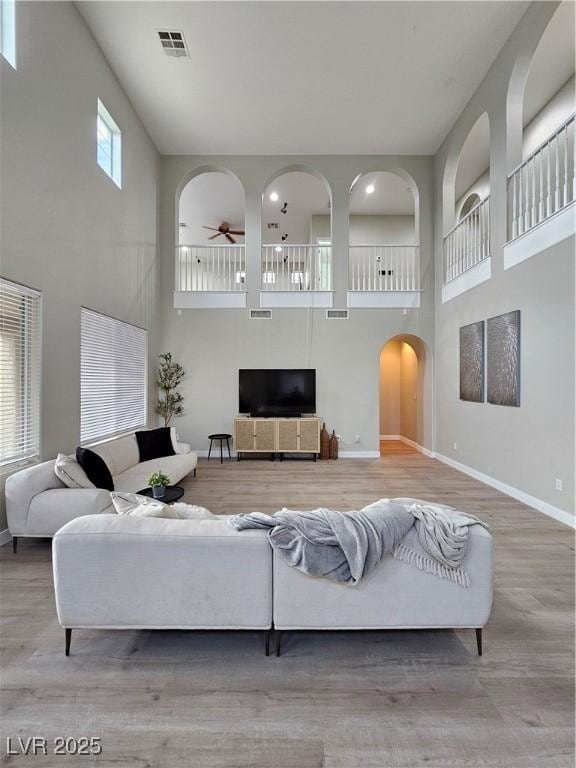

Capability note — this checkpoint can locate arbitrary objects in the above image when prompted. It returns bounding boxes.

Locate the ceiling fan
[202,221,245,244]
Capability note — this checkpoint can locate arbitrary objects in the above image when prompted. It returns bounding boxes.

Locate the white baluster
[554,134,560,214]
[563,125,569,208]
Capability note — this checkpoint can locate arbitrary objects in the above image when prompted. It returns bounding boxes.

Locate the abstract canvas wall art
[460,321,485,402]
[487,310,521,407]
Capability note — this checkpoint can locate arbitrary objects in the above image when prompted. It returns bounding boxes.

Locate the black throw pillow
[135,427,176,462]
[76,448,114,491]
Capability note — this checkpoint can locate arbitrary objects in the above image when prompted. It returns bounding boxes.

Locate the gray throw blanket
[229,498,487,587]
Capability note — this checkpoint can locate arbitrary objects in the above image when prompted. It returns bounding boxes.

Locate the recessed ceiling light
[269,192,279,202]
[366,184,375,195]
[275,246,282,253]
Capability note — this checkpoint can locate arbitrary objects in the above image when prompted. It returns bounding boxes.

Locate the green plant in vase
[148,471,171,499]
[156,352,185,427]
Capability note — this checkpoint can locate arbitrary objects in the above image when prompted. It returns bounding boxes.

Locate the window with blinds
[80,309,147,445]
[0,278,42,467]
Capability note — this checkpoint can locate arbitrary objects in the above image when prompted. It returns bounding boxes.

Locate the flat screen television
[239,369,316,417]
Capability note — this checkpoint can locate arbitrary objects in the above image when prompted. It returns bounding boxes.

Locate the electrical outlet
[453,442,458,451]
[555,478,563,491]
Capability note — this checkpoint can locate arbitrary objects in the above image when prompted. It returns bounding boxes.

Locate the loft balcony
[442,196,491,303]
[174,245,247,308]
[347,245,421,308]
[173,243,424,309]
[260,245,333,308]
[505,113,575,269]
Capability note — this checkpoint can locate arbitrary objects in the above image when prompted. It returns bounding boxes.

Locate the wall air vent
[250,309,272,320]
[326,309,349,320]
[267,222,279,230]
[157,31,189,58]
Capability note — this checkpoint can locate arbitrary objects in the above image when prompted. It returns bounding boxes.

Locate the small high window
[97,99,122,188]
[0,0,16,68]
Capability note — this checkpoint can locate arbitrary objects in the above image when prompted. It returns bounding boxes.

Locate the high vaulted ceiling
[77,1,530,155]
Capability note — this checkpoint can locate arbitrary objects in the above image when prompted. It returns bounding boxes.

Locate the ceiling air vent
[250,309,272,320]
[157,31,189,58]
[326,309,349,320]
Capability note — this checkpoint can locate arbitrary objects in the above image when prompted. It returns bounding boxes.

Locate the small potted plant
[148,471,171,499]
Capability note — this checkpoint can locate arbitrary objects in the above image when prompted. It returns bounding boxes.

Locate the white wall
[436,2,575,519]
[312,214,416,245]
[160,154,434,457]
[523,74,575,159]
[0,2,159,530]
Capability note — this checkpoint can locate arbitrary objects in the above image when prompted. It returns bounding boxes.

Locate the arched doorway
[379,335,427,456]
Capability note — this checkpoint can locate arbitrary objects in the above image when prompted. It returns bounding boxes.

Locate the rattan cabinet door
[298,419,320,452]
[235,419,255,451]
[278,420,298,451]
[254,420,277,452]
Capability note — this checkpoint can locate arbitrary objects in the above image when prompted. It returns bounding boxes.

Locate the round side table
[208,433,232,463]
[137,485,184,504]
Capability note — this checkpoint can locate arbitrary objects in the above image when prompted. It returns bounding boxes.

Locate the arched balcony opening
[508,2,575,241]
[444,113,491,285]
[176,169,246,293]
[348,171,420,293]
[261,169,332,293]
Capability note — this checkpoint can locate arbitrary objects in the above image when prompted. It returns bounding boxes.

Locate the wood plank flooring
[380,439,418,456]
[1,448,574,767]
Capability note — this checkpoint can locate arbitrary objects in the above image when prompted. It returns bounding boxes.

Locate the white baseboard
[434,452,575,529]
[397,435,436,458]
[0,528,12,547]
[196,449,381,459]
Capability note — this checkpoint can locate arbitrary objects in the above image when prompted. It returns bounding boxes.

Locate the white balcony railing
[508,113,575,241]
[349,246,420,291]
[261,245,332,291]
[176,245,246,291]
[443,196,490,284]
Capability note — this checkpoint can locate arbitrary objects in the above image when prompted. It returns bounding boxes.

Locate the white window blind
[0,278,41,467]
[80,309,147,445]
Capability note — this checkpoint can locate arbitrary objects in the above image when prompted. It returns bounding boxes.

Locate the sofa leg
[475,628,483,656]
[65,628,72,657]
[276,630,282,657]
[12,536,17,554]
[265,629,271,657]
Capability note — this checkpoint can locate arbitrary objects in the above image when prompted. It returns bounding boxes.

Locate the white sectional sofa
[5,433,198,547]
[52,514,493,657]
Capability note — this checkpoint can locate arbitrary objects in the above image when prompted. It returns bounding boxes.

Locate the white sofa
[53,514,273,655]
[52,514,493,657]
[273,525,493,655]
[5,433,198,546]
